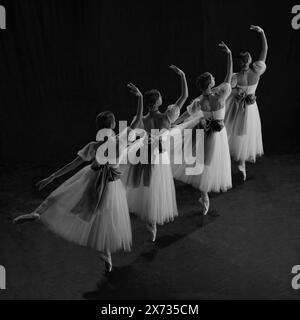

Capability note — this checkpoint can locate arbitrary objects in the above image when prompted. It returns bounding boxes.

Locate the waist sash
[190,118,224,167]
[71,161,121,221]
[226,89,256,136]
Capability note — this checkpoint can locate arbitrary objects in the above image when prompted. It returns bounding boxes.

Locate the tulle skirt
[226,101,264,163]
[122,152,178,225]
[38,166,132,253]
[173,128,232,193]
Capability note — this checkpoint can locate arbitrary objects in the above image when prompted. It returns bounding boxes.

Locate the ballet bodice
[187,82,231,121]
[231,60,266,95]
[202,108,225,121]
[235,83,258,95]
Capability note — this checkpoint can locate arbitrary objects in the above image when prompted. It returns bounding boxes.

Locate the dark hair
[96,111,114,130]
[196,72,212,92]
[144,89,161,110]
[237,52,252,68]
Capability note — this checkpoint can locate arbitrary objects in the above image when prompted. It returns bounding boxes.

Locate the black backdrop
[0,0,299,165]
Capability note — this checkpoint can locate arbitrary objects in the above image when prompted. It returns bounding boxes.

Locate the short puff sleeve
[166,104,180,123]
[187,99,202,116]
[77,142,96,162]
[252,60,267,76]
[216,82,232,100]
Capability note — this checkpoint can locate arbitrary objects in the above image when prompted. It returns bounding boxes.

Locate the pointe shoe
[13,213,40,224]
[105,261,112,273]
[198,196,210,216]
[101,254,112,273]
[147,224,157,242]
[238,164,247,181]
[151,228,157,243]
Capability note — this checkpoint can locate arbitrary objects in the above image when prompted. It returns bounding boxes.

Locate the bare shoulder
[247,69,261,84]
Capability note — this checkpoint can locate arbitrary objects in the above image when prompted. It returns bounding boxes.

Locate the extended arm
[170,65,189,109]
[36,156,84,190]
[219,41,233,84]
[250,25,268,62]
[173,111,190,126]
[128,83,143,130]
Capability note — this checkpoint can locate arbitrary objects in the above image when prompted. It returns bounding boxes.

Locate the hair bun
[237,52,251,63]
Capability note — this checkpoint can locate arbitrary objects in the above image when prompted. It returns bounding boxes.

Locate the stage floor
[1,154,300,300]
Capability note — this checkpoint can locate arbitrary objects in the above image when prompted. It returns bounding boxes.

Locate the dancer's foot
[13,213,40,224]
[105,261,112,273]
[198,195,209,216]
[100,253,112,273]
[147,224,157,242]
[238,164,247,181]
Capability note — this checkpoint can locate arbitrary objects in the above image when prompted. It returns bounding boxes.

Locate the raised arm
[128,83,143,130]
[250,25,268,62]
[36,156,84,190]
[219,41,233,84]
[170,65,189,110]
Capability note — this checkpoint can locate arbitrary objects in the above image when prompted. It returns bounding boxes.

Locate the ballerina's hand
[250,25,264,33]
[36,176,54,191]
[170,65,185,76]
[199,118,207,129]
[218,41,231,54]
[127,83,142,97]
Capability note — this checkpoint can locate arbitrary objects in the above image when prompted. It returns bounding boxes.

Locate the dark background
[0,0,299,165]
[1,1,300,301]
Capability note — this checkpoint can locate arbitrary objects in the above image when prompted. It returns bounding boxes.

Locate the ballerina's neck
[240,67,250,73]
[149,108,160,114]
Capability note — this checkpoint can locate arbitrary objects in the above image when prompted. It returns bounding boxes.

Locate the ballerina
[172,42,233,215]
[122,65,188,242]
[13,83,144,272]
[225,25,268,181]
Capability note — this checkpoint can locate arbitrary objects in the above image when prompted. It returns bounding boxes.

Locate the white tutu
[39,140,132,254]
[227,100,264,163]
[198,128,232,192]
[225,61,266,163]
[172,86,232,193]
[122,151,178,225]
[173,127,232,193]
